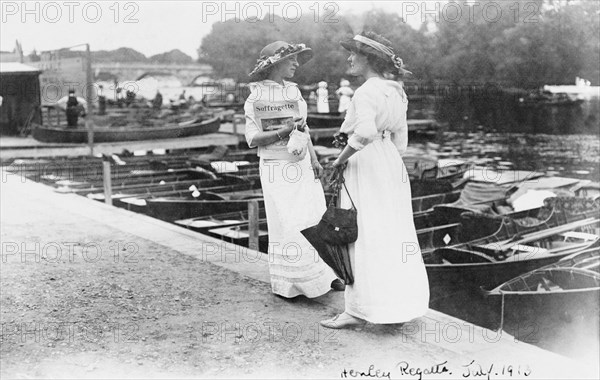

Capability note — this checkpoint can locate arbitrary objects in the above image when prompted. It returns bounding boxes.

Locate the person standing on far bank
[316,81,330,113]
[336,79,354,116]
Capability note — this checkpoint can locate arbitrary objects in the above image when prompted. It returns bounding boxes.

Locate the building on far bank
[0,63,42,136]
[0,41,24,63]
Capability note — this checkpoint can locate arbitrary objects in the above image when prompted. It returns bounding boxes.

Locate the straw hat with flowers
[248,41,313,80]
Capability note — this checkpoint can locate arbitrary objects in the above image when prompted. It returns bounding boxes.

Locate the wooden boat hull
[426,250,580,302]
[62,169,220,193]
[86,174,251,200]
[206,221,270,253]
[307,113,439,134]
[146,198,265,221]
[175,210,268,233]
[485,288,599,349]
[306,113,344,129]
[425,217,600,302]
[481,247,599,346]
[116,183,258,212]
[32,117,221,143]
[151,184,465,224]
[205,101,245,110]
[412,189,461,213]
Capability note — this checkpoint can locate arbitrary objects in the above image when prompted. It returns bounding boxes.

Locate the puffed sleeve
[244,89,260,149]
[347,89,378,151]
[391,119,408,155]
[392,88,409,154]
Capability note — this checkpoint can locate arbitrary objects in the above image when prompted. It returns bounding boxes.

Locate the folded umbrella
[301,225,354,285]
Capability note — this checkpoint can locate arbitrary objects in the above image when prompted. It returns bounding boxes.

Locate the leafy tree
[149,49,193,64]
[198,14,352,83]
[197,0,599,87]
[93,47,149,63]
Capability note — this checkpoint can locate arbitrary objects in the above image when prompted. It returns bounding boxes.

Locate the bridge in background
[92,62,213,85]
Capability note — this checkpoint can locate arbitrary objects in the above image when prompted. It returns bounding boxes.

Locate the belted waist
[375,130,392,140]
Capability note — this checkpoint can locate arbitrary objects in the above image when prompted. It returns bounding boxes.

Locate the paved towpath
[1,174,597,379]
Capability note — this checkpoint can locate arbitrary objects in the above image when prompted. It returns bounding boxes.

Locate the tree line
[198,0,599,90]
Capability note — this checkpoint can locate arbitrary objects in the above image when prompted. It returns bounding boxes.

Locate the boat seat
[504,244,551,261]
[199,191,227,201]
[535,276,562,292]
[434,248,495,264]
[560,231,598,242]
[416,222,461,234]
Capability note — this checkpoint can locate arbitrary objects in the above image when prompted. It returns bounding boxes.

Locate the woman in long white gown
[244,41,342,298]
[335,79,354,115]
[316,81,330,113]
[321,32,430,328]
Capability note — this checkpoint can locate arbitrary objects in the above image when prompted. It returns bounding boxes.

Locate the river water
[404,130,599,362]
[408,130,600,183]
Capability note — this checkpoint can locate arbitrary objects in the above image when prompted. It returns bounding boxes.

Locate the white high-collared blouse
[339,77,409,154]
[244,80,308,160]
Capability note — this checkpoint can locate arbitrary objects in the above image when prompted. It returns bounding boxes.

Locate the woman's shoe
[331,279,346,291]
[274,293,302,302]
[320,312,365,329]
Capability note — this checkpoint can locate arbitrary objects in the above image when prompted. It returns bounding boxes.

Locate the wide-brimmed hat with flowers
[340,32,411,76]
[248,41,313,79]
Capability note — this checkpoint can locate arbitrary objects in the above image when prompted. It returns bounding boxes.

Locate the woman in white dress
[244,41,343,298]
[335,79,354,115]
[316,81,330,113]
[320,32,430,328]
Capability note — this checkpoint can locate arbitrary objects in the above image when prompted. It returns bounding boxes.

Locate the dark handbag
[317,168,358,245]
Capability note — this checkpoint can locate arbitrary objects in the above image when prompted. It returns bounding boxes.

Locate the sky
[1,1,428,59]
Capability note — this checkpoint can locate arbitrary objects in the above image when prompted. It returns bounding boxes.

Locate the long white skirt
[259,155,337,298]
[341,137,430,323]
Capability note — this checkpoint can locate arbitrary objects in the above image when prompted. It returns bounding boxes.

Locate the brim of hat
[296,48,313,65]
[248,48,314,79]
[340,38,412,76]
[340,38,388,60]
[340,38,359,52]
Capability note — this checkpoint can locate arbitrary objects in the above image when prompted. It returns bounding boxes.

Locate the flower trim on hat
[391,54,412,75]
[249,43,308,77]
[353,35,412,75]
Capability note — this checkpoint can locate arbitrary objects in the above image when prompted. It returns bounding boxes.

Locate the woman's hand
[279,120,295,137]
[323,159,345,178]
[295,117,308,132]
[311,159,324,179]
[285,117,307,132]
[331,159,345,169]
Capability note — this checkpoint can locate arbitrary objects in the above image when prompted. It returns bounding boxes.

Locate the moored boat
[306,112,344,129]
[419,196,600,254]
[146,198,266,221]
[205,221,270,253]
[424,217,600,302]
[32,116,221,144]
[306,113,439,133]
[481,247,599,343]
[113,181,260,214]
[175,209,268,234]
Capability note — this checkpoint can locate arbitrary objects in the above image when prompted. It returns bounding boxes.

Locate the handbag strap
[341,181,357,211]
[328,166,357,210]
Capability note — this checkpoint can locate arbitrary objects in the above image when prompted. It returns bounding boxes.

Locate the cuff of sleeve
[246,135,257,148]
[348,134,371,151]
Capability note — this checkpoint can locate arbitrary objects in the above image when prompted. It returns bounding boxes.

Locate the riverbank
[1,174,598,379]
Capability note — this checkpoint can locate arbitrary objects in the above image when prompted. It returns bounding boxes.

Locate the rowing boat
[425,217,600,302]
[32,116,221,143]
[481,247,599,340]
